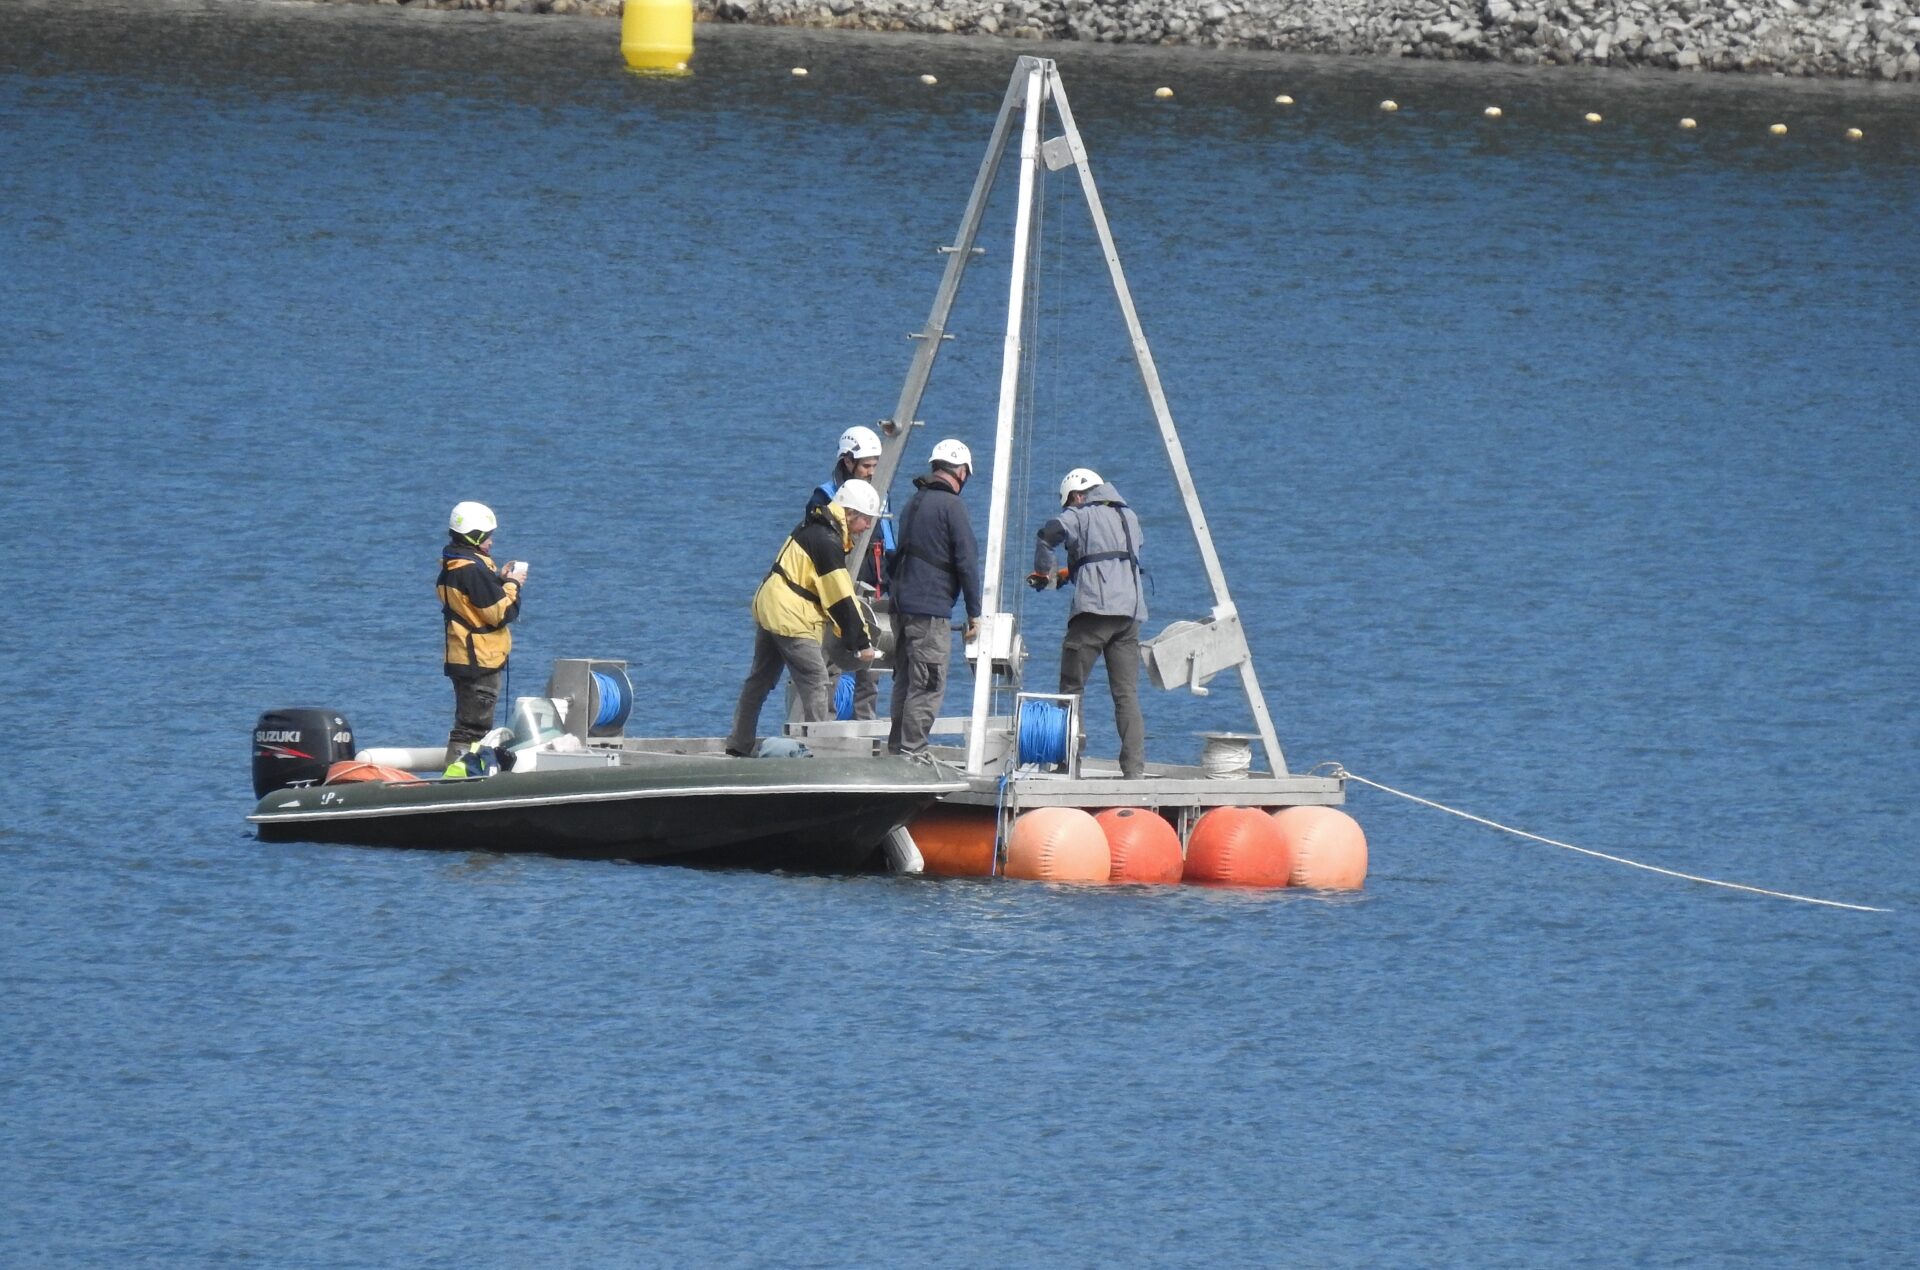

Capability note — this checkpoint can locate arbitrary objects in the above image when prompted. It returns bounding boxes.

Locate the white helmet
[832,478,883,518]
[1059,468,1103,506]
[838,425,883,461]
[930,438,972,470]
[449,501,497,539]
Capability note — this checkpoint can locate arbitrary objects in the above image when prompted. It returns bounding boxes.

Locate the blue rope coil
[1017,700,1070,766]
[834,672,856,721]
[591,669,632,731]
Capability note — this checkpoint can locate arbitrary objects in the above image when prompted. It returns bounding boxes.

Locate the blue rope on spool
[834,673,856,721]
[591,669,632,731]
[1017,700,1070,766]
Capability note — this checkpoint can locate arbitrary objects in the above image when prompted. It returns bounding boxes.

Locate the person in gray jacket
[886,438,982,756]
[1028,467,1148,779]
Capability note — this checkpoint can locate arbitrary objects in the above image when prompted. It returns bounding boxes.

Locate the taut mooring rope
[1312,763,1891,913]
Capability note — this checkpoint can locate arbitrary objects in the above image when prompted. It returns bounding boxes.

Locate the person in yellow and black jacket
[439,501,527,766]
[725,480,881,757]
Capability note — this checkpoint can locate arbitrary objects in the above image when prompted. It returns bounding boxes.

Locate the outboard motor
[252,708,355,797]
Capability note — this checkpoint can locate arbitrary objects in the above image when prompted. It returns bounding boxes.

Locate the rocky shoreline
[321,0,1920,80]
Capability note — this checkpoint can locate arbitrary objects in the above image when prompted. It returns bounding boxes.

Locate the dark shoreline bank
[301,0,1920,80]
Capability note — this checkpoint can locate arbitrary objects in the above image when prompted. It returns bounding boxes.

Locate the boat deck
[750,719,1346,827]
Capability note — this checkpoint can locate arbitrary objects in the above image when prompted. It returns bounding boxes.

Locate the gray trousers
[887,613,951,755]
[729,626,831,755]
[446,670,501,765]
[1060,613,1146,778]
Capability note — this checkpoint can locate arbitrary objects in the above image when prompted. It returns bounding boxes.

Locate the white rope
[1312,763,1891,913]
[1199,735,1253,779]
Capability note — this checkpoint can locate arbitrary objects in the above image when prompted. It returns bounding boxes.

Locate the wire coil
[590,670,632,731]
[1017,700,1071,766]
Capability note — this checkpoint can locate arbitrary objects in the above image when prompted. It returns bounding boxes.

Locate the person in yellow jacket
[438,501,527,766]
[726,480,880,757]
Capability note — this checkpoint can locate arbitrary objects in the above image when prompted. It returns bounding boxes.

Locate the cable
[1312,763,1891,913]
[590,669,632,731]
[1017,699,1071,766]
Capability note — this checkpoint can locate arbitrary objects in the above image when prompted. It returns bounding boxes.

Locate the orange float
[1095,808,1183,885]
[1272,806,1368,889]
[1005,807,1111,883]
[908,805,998,877]
[1183,806,1292,887]
[323,761,420,785]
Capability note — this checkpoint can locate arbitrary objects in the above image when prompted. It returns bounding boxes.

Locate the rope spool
[834,672,856,721]
[1017,700,1071,766]
[1199,733,1253,780]
[590,669,632,731]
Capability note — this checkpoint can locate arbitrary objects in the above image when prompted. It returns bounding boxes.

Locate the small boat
[247,668,964,872]
[248,750,963,872]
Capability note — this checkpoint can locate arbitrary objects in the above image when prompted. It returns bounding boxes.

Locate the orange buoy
[1183,806,1291,887]
[1096,808,1183,885]
[909,805,998,877]
[323,760,420,785]
[1005,807,1111,883]
[1272,806,1368,889]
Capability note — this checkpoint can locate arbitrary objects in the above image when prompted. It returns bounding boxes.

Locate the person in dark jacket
[438,500,527,766]
[727,480,881,756]
[806,425,892,720]
[886,439,982,756]
[1028,468,1148,778]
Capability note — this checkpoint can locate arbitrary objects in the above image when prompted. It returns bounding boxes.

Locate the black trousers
[447,670,501,763]
[1059,613,1145,778]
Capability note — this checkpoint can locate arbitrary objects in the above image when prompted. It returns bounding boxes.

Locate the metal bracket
[1141,604,1251,698]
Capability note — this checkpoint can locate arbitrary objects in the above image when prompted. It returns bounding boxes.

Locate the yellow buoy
[1379,99,1399,112]
[1845,127,1864,141]
[620,0,693,71]
[1275,94,1294,105]
[1584,111,1603,124]
[1154,86,1174,99]
[791,66,809,77]
[1679,117,1698,129]
[1768,122,1788,135]
[920,73,938,86]
[1483,105,1502,119]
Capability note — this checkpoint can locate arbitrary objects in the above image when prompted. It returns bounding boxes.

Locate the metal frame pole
[964,59,1047,775]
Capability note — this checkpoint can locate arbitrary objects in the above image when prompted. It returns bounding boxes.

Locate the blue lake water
[3,1,1918,1262]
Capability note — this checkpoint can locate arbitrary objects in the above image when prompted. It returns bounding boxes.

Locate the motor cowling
[252,708,355,797]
